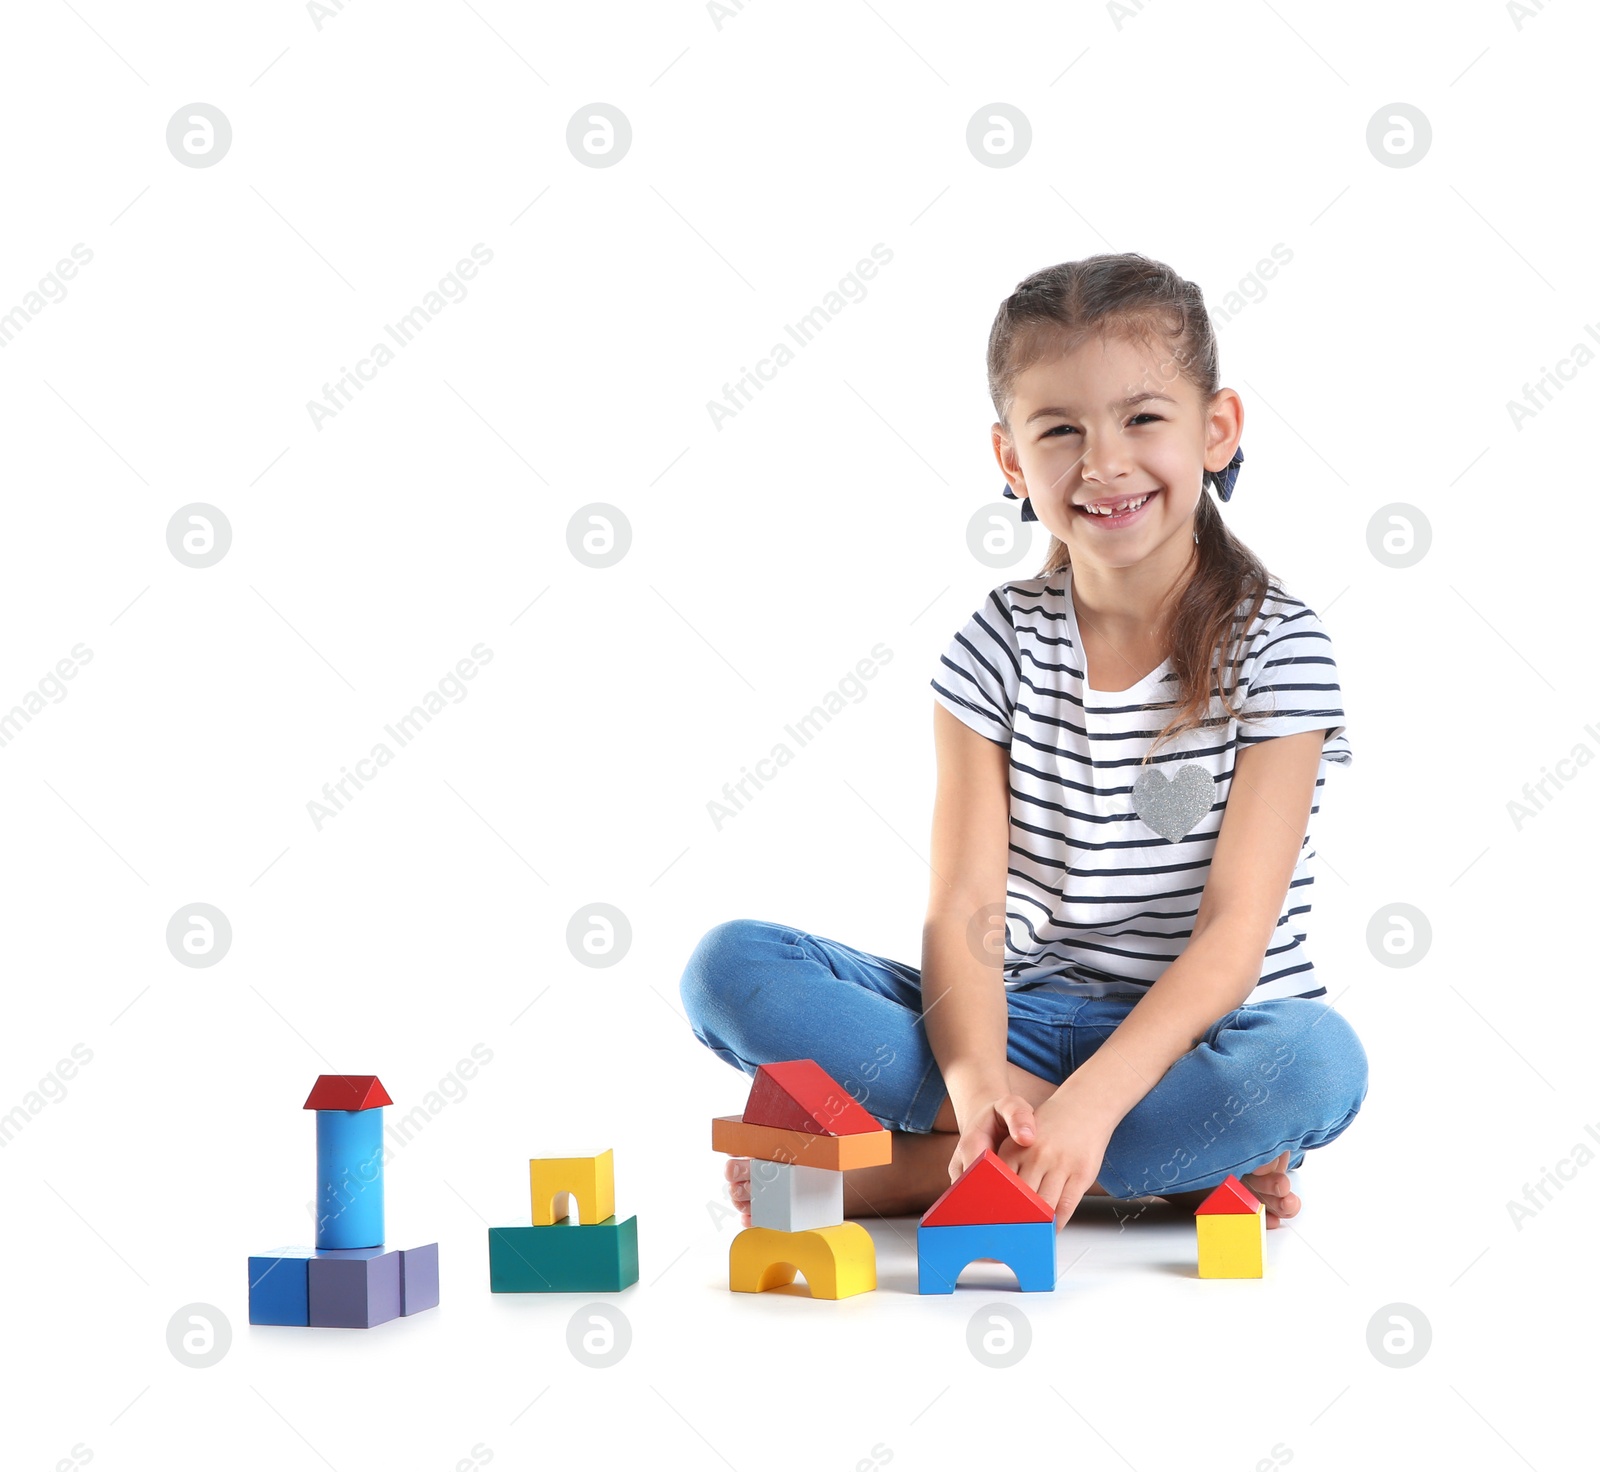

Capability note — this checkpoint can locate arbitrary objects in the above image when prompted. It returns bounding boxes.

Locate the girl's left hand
[995,1093,1115,1229]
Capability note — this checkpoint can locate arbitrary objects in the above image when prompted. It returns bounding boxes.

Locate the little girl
[679,252,1367,1233]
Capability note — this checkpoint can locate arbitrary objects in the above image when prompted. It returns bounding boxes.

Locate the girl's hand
[996,1096,1115,1229]
[947,1092,1039,1182]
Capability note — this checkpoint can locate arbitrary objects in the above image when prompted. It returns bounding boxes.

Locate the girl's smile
[1072,486,1161,529]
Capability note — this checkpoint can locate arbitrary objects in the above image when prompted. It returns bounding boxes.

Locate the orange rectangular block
[711,1115,891,1171]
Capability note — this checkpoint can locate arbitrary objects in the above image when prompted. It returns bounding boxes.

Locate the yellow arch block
[530,1150,615,1226]
[1196,1211,1265,1278]
[729,1222,876,1299]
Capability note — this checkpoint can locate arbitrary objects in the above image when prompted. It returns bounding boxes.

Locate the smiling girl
[680,252,1367,1234]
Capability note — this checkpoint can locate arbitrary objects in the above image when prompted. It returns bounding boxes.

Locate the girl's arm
[1009,726,1331,1219]
[920,703,1023,1164]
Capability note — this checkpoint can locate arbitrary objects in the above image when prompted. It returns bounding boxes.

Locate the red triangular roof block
[303,1075,392,1112]
[740,1060,883,1137]
[921,1148,1054,1226]
[1194,1175,1262,1215]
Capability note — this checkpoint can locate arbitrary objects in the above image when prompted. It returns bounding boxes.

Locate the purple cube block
[307,1247,401,1328]
[399,1243,440,1316]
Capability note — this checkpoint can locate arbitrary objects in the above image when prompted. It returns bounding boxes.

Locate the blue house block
[247,1247,315,1326]
[917,1221,1057,1294]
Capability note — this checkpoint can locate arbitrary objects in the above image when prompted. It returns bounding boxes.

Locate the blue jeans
[678,918,1368,1199]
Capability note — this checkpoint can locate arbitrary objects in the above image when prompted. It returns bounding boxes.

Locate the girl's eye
[1042,413,1160,438]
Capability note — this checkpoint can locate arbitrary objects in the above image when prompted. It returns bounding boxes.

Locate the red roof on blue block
[303,1075,392,1111]
[922,1148,1054,1226]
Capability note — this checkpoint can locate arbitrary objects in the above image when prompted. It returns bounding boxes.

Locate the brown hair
[987,252,1272,757]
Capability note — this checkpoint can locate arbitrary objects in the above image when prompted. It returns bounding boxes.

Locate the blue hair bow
[1001,444,1244,522]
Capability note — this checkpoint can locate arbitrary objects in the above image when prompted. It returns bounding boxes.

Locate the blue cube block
[247,1247,315,1325]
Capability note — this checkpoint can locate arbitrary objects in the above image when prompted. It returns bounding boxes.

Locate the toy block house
[247,1074,440,1329]
[712,1059,890,1300]
[488,1148,639,1293]
[1194,1174,1265,1278]
[917,1148,1056,1294]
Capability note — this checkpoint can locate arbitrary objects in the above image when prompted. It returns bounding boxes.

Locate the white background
[2,2,1594,1468]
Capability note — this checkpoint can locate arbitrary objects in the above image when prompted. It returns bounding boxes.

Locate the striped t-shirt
[930,565,1352,1002]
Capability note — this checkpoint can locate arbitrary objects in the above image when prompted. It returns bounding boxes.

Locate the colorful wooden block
[748,1160,845,1233]
[922,1148,1054,1227]
[917,1222,1056,1293]
[247,1247,314,1326]
[399,1243,440,1315]
[1196,1174,1262,1215]
[742,1060,882,1136]
[711,1115,892,1171]
[1195,1174,1265,1278]
[307,1247,402,1327]
[303,1075,393,1111]
[488,1216,639,1293]
[729,1222,876,1299]
[312,1107,385,1249]
[529,1150,616,1226]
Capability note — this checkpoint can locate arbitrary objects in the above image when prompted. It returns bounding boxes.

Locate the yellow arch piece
[529,1150,616,1226]
[729,1222,876,1299]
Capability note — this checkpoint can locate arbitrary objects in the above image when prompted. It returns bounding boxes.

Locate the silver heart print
[1131,762,1216,842]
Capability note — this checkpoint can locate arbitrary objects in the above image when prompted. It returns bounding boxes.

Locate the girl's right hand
[948,1092,1039,1181]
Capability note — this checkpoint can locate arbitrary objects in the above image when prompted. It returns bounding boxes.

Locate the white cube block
[748,1160,844,1232]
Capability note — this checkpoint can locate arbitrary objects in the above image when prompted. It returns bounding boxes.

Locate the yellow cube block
[1196,1208,1265,1278]
[529,1149,615,1226]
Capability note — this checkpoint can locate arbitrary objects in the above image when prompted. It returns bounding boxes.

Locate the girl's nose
[1078,439,1132,484]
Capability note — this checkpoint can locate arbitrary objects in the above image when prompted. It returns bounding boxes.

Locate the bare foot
[725,1157,754,1228]
[1240,1150,1300,1229]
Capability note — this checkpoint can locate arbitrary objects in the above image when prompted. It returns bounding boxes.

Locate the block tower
[488,1148,639,1292]
[917,1147,1056,1293]
[248,1074,441,1328]
[712,1059,891,1300]
[1194,1174,1265,1278]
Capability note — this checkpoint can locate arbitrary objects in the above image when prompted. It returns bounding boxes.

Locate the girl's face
[993,330,1241,574]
